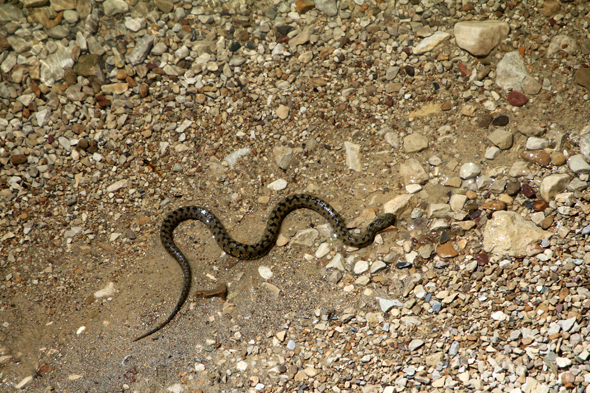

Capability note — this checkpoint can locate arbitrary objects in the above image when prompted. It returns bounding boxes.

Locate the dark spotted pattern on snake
[134,193,395,341]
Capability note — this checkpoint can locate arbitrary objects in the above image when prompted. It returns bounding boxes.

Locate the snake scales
[134,193,395,341]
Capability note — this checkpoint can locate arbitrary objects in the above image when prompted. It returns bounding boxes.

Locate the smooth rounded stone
[481,200,506,211]
[344,141,361,172]
[103,0,128,16]
[267,179,288,191]
[567,155,590,174]
[492,115,509,127]
[276,105,289,120]
[525,137,549,150]
[454,21,509,56]
[63,10,79,23]
[575,68,590,91]
[436,243,458,258]
[400,158,429,185]
[286,340,296,350]
[547,35,577,57]
[520,150,550,167]
[540,174,570,202]
[488,129,513,150]
[459,163,480,179]
[550,152,566,166]
[522,76,542,95]
[496,51,531,91]
[508,91,528,106]
[412,31,450,55]
[403,133,428,153]
[353,260,369,275]
[483,211,550,257]
[11,154,27,165]
[519,123,545,137]
[258,266,273,280]
[485,146,501,159]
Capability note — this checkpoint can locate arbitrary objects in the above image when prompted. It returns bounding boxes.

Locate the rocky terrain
[1,0,590,391]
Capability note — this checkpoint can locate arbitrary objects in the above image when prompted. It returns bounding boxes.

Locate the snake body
[134,193,395,341]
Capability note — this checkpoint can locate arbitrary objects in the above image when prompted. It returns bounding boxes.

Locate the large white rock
[483,211,551,257]
[454,20,509,57]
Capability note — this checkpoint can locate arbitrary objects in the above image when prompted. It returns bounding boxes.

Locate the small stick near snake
[133,193,395,342]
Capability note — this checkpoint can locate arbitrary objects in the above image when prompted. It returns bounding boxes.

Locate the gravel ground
[1,0,590,391]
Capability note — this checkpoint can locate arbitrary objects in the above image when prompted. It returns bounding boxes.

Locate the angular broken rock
[454,20,509,57]
[483,211,551,257]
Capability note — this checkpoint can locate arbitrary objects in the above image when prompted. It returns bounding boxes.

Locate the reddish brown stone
[11,154,27,165]
[385,97,394,106]
[296,0,314,14]
[441,101,452,111]
[533,200,549,211]
[458,64,471,76]
[98,99,111,108]
[474,253,489,265]
[521,183,536,198]
[520,150,551,166]
[437,243,458,258]
[31,83,41,97]
[508,91,528,106]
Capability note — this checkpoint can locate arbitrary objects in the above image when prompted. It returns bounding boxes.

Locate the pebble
[540,174,571,202]
[568,154,590,174]
[488,129,513,150]
[258,266,273,280]
[508,91,528,106]
[267,179,288,191]
[492,115,510,127]
[459,163,481,180]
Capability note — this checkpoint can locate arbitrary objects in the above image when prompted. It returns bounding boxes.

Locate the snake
[133,193,395,341]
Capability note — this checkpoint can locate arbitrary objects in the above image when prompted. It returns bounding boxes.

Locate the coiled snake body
[134,194,395,341]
